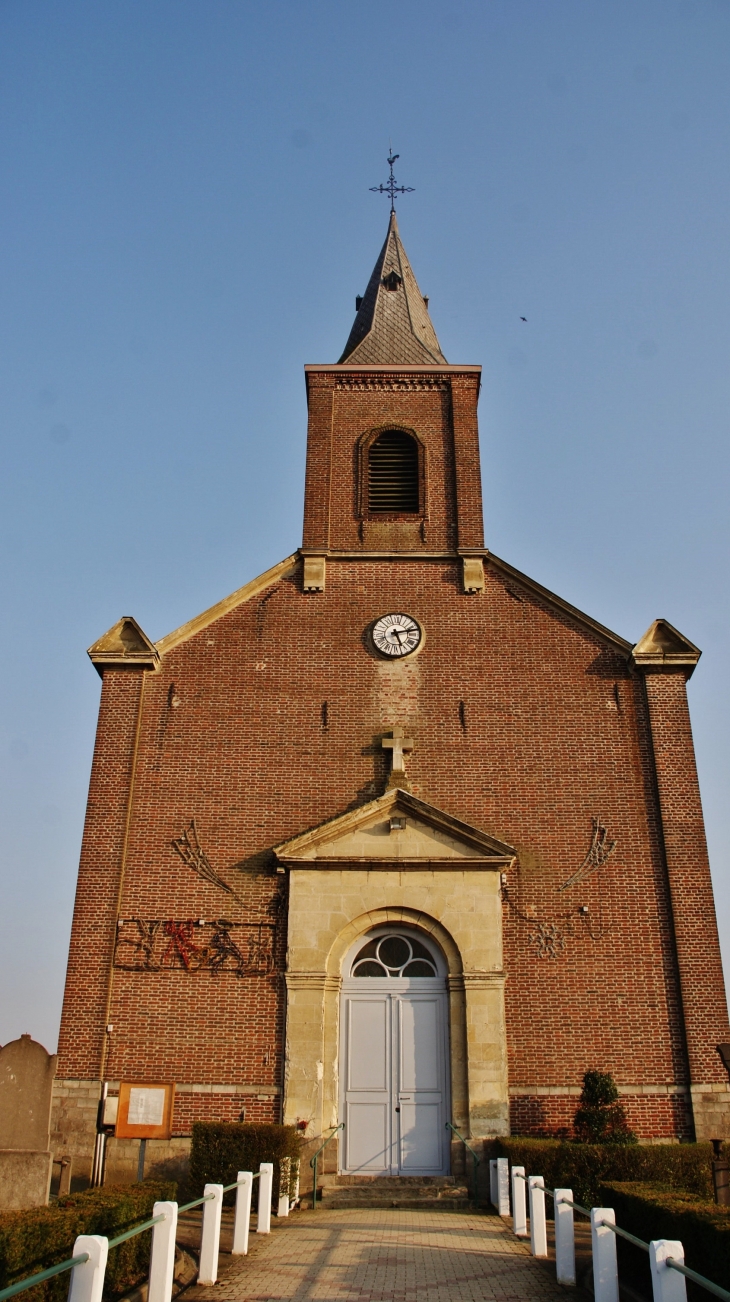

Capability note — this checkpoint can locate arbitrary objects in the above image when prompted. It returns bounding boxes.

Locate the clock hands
[373,613,422,659]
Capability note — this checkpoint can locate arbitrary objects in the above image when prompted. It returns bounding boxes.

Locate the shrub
[494,1137,717,1208]
[573,1070,637,1145]
[0,1180,176,1302]
[602,1181,730,1302]
[189,1122,303,1206]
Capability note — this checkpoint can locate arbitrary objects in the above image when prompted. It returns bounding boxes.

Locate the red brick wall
[56,365,727,1143]
[643,672,730,1084]
[57,554,712,1136]
[58,669,144,1080]
[302,368,482,553]
[510,1092,693,1141]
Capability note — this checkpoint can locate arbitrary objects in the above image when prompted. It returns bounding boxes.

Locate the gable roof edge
[155,554,299,655]
[486,552,633,655]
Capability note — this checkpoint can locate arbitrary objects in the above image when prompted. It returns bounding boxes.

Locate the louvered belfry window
[367,430,420,514]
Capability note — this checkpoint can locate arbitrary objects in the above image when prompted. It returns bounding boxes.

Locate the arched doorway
[339,927,450,1175]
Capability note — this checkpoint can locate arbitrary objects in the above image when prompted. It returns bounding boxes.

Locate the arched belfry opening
[367,429,421,515]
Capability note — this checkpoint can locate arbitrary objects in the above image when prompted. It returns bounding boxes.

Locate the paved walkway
[194,1208,573,1302]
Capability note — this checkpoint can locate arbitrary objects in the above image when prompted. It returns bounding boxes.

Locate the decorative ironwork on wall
[171,819,244,905]
[558,816,617,893]
[114,918,276,976]
[502,816,618,959]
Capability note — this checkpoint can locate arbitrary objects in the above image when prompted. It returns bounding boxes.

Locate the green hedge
[0,1180,176,1302]
[494,1137,717,1208]
[602,1181,730,1302]
[189,1122,302,1206]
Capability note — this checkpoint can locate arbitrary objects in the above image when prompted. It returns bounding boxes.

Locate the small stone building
[53,212,730,1183]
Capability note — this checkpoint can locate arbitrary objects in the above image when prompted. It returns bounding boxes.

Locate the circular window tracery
[351,933,438,978]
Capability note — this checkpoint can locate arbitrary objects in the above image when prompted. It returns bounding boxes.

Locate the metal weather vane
[370,151,414,212]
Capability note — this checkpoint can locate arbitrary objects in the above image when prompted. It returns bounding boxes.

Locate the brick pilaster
[302,373,335,550]
[450,374,484,551]
[57,669,146,1080]
[642,669,730,1136]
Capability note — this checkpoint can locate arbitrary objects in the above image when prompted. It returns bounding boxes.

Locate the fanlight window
[351,933,438,978]
[367,430,420,514]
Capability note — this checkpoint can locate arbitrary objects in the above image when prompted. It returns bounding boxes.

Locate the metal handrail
[108,1212,166,1248]
[310,1124,345,1209]
[445,1122,480,1202]
[513,1169,730,1302]
[666,1259,730,1302]
[221,1172,261,1193]
[0,1210,168,1302]
[178,1190,217,1213]
[0,1254,90,1302]
[0,1171,268,1302]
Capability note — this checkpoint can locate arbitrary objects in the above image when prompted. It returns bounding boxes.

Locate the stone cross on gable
[382,726,414,776]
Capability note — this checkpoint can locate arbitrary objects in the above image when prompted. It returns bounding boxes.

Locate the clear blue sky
[1,0,729,1050]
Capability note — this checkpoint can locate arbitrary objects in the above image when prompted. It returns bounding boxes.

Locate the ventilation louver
[368,430,420,513]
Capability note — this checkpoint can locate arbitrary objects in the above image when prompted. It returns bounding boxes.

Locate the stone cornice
[88,616,160,677]
[273,787,516,865]
[280,857,510,871]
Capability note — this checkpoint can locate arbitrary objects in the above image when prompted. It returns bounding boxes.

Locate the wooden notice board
[115,1082,175,1139]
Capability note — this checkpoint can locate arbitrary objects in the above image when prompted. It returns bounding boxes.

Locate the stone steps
[311,1174,473,1211]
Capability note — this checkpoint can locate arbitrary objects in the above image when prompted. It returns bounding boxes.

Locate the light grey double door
[340,983,449,1175]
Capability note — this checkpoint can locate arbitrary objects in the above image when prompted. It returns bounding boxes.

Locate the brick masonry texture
[510,1093,692,1140]
[56,364,730,1148]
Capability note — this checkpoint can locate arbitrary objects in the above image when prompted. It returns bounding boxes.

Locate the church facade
[54,212,730,1182]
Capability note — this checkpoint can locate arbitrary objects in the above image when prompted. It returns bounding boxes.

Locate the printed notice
[127,1087,166,1127]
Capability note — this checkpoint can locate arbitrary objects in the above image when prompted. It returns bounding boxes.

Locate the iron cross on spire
[370,152,415,212]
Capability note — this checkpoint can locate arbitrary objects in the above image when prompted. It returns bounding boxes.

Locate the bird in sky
[520,316,527,322]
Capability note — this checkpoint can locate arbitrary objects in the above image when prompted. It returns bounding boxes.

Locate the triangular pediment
[88,616,160,676]
[273,789,515,869]
[632,619,701,674]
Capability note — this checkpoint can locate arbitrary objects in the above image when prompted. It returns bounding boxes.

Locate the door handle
[395,1107,400,1112]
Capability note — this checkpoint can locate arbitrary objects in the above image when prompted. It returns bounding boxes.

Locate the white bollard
[148,1202,178,1302]
[512,1166,528,1237]
[650,1240,687,1302]
[232,1172,253,1255]
[529,1176,548,1258]
[497,1158,510,1217]
[68,1236,108,1302]
[591,1208,619,1302]
[257,1162,273,1234]
[554,1189,576,1286]
[489,1159,498,1206]
[198,1184,223,1286]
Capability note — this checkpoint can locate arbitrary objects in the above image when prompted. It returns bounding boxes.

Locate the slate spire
[339,212,447,365]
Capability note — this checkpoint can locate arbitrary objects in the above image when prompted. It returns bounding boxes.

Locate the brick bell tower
[300,210,487,595]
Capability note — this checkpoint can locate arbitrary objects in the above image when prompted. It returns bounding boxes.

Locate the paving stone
[195,1208,572,1302]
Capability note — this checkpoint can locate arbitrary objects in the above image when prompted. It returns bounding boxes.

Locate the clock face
[372,613,422,658]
